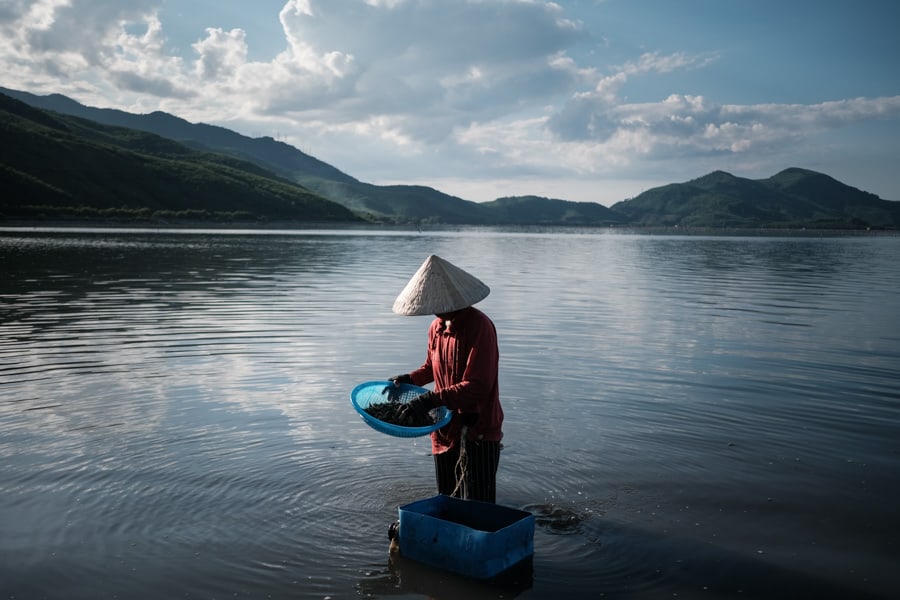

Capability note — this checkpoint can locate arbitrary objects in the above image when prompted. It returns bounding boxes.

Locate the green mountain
[0,87,357,186]
[1,87,623,225]
[3,87,898,229]
[482,195,624,225]
[0,92,361,223]
[1,87,482,223]
[611,169,900,229]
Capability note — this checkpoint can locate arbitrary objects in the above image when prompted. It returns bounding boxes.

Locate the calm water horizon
[2,227,898,599]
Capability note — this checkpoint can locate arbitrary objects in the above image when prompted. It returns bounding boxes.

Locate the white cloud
[106,14,196,98]
[192,28,248,80]
[258,0,588,141]
[547,51,720,140]
[606,94,900,159]
[20,0,159,63]
[539,43,900,180]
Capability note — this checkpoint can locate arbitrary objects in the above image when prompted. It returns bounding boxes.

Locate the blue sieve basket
[351,380,451,438]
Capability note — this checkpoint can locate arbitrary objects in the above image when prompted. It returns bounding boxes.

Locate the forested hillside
[3,88,898,229]
[0,93,360,223]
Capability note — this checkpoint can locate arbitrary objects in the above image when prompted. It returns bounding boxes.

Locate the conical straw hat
[392,255,490,316]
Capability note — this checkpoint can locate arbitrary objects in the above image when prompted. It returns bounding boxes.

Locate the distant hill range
[612,169,899,229]
[2,87,898,229]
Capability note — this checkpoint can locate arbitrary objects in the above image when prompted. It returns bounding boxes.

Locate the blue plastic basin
[351,380,452,438]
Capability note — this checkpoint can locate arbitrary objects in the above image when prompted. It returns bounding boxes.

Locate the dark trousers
[433,439,501,503]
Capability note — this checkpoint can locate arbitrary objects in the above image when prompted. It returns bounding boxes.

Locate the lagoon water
[1,227,899,599]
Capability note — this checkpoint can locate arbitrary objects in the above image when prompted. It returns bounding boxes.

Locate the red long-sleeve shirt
[408,306,503,454]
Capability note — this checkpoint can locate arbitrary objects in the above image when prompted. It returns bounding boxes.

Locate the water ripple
[2,230,898,599]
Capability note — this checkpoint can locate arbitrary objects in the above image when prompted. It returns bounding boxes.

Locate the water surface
[1,227,898,599]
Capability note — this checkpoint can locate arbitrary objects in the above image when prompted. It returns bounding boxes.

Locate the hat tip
[392,255,488,316]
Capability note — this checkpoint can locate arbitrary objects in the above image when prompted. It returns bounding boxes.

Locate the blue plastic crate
[397,495,535,579]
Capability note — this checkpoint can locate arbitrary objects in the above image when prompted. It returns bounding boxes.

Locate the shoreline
[1,219,897,237]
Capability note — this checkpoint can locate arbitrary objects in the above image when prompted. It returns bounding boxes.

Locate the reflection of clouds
[1,232,429,464]
[5,231,894,441]
[4,340,170,453]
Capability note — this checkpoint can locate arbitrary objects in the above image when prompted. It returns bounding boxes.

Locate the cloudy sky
[2,0,899,205]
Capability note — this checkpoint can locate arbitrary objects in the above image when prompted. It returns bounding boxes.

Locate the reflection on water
[1,228,899,599]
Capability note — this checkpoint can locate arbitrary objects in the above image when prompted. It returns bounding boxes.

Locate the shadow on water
[575,520,889,600]
[359,503,890,600]
[359,553,533,599]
